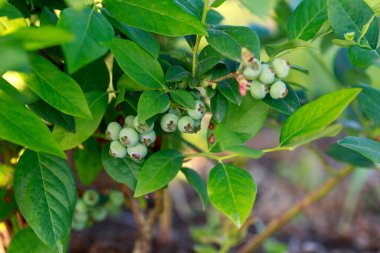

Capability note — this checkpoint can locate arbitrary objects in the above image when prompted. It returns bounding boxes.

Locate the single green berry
[90,207,108,222]
[160,113,179,132]
[250,80,268,100]
[75,199,88,213]
[160,103,170,113]
[271,58,290,79]
[83,189,100,206]
[72,220,87,231]
[270,80,288,99]
[124,115,136,128]
[193,120,202,133]
[188,100,206,120]
[134,116,154,133]
[140,130,156,146]
[178,116,195,133]
[127,143,148,161]
[105,122,122,141]
[109,140,127,158]
[259,64,275,84]
[242,58,261,79]
[119,127,139,147]
[74,211,89,223]
[109,190,124,207]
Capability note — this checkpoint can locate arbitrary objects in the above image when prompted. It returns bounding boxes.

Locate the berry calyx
[105,122,122,141]
[124,115,136,128]
[259,64,275,84]
[242,58,261,79]
[134,116,154,133]
[188,100,206,120]
[127,143,148,161]
[178,116,195,133]
[83,189,100,206]
[250,80,268,100]
[271,58,290,79]
[140,130,156,146]
[119,127,139,147]
[270,80,288,99]
[160,113,179,132]
[109,140,127,158]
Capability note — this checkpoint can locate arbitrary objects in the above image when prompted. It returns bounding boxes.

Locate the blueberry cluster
[72,189,124,230]
[237,49,290,100]
[106,115,155,160]
[160,100,206,134]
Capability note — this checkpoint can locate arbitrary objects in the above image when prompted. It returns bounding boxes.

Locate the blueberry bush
[0,0,379,252]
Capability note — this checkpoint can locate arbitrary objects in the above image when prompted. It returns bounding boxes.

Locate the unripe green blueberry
[140,130,156,146]
[178,116,195,133]
[109,190,124,207]
[119,127,139,147]
[127,143,148,161]
[83,189,100,207]
[188,100,206,120]
[72,220,87,231]
[124,115,136,128]
[271,58,290,78]
[160,103,170,113]
[134,116,154,133]
[74,210,88,223]
[259,64,275,84]
[160,113,179,132]
[90,207,108,222]
[109,140,127,158]
[75,199,88,213]
[105,122,122,141]
[242,58,261,79]
[250,80,268,100]
[270,80,288,99]
[193,120,202,133]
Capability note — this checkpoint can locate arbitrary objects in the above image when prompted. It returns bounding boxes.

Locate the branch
[120,184,145,227]
[238,165,354,253]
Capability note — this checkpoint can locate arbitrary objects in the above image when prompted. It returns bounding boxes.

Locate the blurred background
[1,0,380,252]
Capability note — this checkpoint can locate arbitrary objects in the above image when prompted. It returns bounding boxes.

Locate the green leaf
[262,83,300,115]
[72,57,110,92]
[24,55,92,119]
[0,37,30,74]
[364,0,380,16]
[0,92,65,158]
[111,39,165,89]
[280,89,361,146]
[137,91,170,121]
[240,0,277,19]
[134,150,184,197]
[288,0,328,41]
[8,228,55,253]
[356,84,380,127]
[14,150,77,252]
[181,168,208,209]
[52,92,108,150]
[265,39,312,58]
[222,95,269,141]
[6,26,73,51]
[103,0,207,36]
[338,136,380,163]
[0,76,31,104]
[102,145,141,190]
[348,46,380,69]
[169,90,195,109]
[165,65,190,82]
[208,163,256,227]
[58,8,115,73]
[206,26,260,62]
[0,1,27,35]
[74,138,103,185]
[196,45,224,76]
[29,100,75,133]
[210,92,228,123]
[328,0,379,49]
[326,143,374,167]
[103,10,160,58]
[218,79,242,105]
